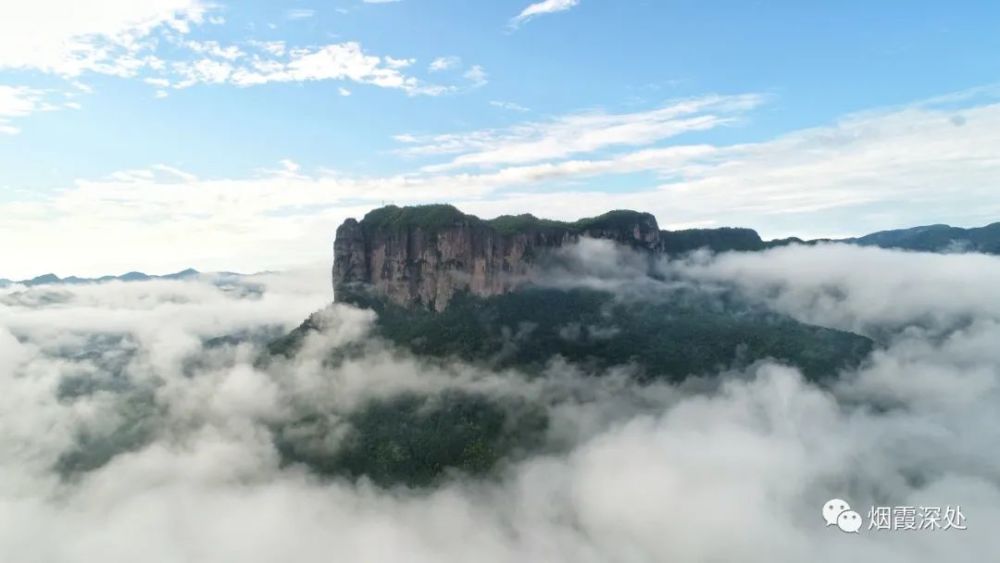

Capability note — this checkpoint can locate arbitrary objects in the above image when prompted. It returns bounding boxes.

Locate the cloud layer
[1,244,999,561]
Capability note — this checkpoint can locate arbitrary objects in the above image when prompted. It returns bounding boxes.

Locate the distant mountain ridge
[0,268,203,288]
[769,222,1000,253]
[847,222,1000,253]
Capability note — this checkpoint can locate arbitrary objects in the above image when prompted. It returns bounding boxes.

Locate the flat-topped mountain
[333,204,762,311]
[269,207,998,488]
[272,205,889,486]
[333,205,1000,312]
[274,202,875,388]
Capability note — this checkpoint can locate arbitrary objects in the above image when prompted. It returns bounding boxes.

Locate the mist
[1,244,998,562]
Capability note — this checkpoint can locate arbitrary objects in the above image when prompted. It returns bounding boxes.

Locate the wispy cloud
[397,94,765,170]
[0,85,61,134]
[490,100,531,113]
[0,2,452,99]
[4,89,999,275]
[162,41,449,96]
[463,65,488,88]
[285,9,316,20]
[451,92,1000,237]
[429,56,461,72]
[510,0,580,29]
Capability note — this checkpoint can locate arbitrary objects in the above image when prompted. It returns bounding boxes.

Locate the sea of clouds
[1,244,998,562]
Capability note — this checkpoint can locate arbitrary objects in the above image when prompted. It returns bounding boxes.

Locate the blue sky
[1,0,999,278]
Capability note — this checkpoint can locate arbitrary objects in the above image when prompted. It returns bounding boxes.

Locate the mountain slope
[847,222,1000,253]
[328,286,873,382]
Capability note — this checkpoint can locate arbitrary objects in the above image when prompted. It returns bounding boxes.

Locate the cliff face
[333,205,665,311]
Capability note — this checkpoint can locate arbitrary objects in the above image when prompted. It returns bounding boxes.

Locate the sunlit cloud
[510,0,580,29]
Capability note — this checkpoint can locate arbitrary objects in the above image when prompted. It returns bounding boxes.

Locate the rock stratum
[333,204,763,311]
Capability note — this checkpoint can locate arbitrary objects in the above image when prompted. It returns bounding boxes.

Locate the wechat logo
[823,498,863,533]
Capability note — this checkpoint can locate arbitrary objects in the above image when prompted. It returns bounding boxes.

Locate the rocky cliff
[333,205,761,311]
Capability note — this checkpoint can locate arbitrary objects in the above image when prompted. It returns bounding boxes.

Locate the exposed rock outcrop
[334,205,664,311]
[332,204,768,311]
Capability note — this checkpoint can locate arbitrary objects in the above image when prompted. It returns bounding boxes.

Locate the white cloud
[645,98,1000,236]
[676,244,1000,336]
[247,40,286,57]
[130,40,446,96]
[490,100,530,112]
[0,4,442,98]
[463,65,488,88]
[399,94,764,170]
[183,40,244,61]
[0,85,61,134]
[221,42,446,96]
[384,56,415,70]
[0,164,501,277]
[3,245,1000,561]
[172,58,235,87]
[0,0,210,77]
[286,9,316,20]
[429,56,461,72]
[278,159,301,175]
[510,0,580,28]
[382,89,1000,238]
[0,86,44,118]
[3,90,1000,277]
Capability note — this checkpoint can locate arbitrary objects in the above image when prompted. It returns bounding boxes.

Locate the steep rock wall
[333,205,662,311]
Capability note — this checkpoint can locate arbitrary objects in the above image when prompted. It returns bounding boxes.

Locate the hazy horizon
[4,209,999,280]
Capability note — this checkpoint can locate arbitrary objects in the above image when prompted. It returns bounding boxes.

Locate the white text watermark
[823,499,967,534]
